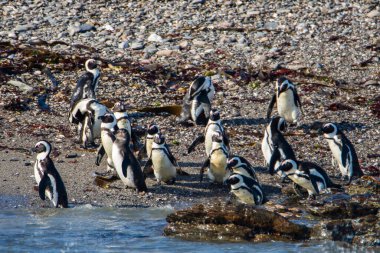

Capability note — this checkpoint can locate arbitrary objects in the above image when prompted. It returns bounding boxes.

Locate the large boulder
[164,202,310,242]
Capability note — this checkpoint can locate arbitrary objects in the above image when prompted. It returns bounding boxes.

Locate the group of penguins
[31,59,364,208]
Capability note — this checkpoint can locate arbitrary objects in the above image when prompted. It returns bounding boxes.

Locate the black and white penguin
[261,116,296,179]
[69,98,110,148]
[226,156,259,183]
[322,123,364,184]
[32,140,68,208]
[266,77,302,125]
[112,129,147,192]
[177,76,215,126]
[138,124,160,160]
[70,59,100,107]
[275,159,341,199]
[95,113,117,173]
[199,131,230,183]
[225,173,266,205]
[188,108,229,156]
[143,133,177,184]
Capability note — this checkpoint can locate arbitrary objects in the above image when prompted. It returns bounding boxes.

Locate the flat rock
[366,9,380,18]
[147,33,164,43]
[14,24,36,32]
[7,80,33,93]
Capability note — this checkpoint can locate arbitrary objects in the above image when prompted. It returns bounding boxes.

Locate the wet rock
[164,202,310,242]
[312,220,355,243]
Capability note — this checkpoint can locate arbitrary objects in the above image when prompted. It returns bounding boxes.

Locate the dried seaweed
[370,96,380,118]
[136,105,182,116]
[327,103,354,111]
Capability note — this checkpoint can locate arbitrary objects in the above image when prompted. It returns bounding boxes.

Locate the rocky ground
[0,0,379,223]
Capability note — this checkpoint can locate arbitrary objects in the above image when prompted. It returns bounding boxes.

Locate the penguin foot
[166,178,176,185]
[307,194,316,201]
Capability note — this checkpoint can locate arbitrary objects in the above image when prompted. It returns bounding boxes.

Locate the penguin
[226,156,259,183]
[70,59,100,107]
[95,113,117,173]
[69,98,110,148]
[112,128,147,192]
[199,131,230,183]
[143,133,177,184]
[32,140,68,208]
[322,123,364,184]
[225,173,266,205]
[177,76,215,126]
[266,77,302,125]
[187,108,229,156]
[275,159,341,199]
[261,116,296,179]
[138,124,160,160]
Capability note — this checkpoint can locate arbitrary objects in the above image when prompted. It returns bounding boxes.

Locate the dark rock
[312,220,355,243]
[164,202,310,242]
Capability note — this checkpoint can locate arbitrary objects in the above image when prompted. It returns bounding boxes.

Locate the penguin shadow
[222,117,269,127]
[301,121,367,134]
[261,184,282,195]
[177,161,204,169]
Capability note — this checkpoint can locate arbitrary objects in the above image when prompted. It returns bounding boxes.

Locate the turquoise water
[0,206,369,253]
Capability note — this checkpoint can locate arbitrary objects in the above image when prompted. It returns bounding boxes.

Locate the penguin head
[322,123,338,137]
[225,174,245,189]
[211,131,223,143]
[153,133,166,145]
[85,59,98,71]
[32,140,51,155]
[276,159,297,174]
[147,124,159,135]
[226,156,241,171]
[113,102,127,112]
[209,109,220,121]
[98,113,115,123]
[277,77,293,94]
[115,129,131,142]
[270,116,287,132]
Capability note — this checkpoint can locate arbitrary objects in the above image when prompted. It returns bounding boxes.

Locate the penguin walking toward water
[69,98,110,148]
[199,131,230,183]
[177,76,215,126]
[112,129,147,192]
[322,123,364,184]
[225,173,266,205]
[261,116,296,179]
[275,159,342,199]
[226,156,259,183]
[266,77,303,125]
[188,109,229,156]
[32,141,68,208]
[143,133,177,184]
[95,113,117,173]
[70,59,100,107]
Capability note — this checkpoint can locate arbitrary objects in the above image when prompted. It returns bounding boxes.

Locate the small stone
[118,41,129,49]
[147,33,164,43]
[8,31,17,39]
[7,80,33,93]
[14,24,36,32]
[156,49,176,57]
[178,40,188,49]
[191,0,205,4]
[130,41,145,50]
[10,158,19,162]
[24,162,31,166]
[367,9,380,18]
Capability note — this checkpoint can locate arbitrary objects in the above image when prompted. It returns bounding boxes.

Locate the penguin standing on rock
[143,133,177,184]
[199,131,230,183]
[70,59,100,107]
[188,108,229,156]
[225,173,266,205]
[69,98,110,148]
[32,141,68,208]
[275,159,342,199]
[95,113,117,173]
[261,116,296,180]
[322,123,364,184]
[266,77,302,125]
[112,129,147,192]
[177,76,215,126]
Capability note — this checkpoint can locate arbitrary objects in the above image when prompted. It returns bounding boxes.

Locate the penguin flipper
[269,148,281,175]
[266,94,276,119]
[341,143,350,169]
[143,158,153,175]
[95,144,106,166]
[188,134,205,154]
[223,131,230,150]
[131,130,142,153]
[199,158,210,182]
[137,143,147,160]
[121,151,129,178]
[309,174,320,195]
[164,144,178,166]
[293,87,303,115]
[38,173,52,201]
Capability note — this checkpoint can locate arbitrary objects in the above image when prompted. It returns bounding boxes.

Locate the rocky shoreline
[0,0,379,247]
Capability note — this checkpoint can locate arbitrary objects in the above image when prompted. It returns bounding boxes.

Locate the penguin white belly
[34,162,42,185]
[112,147,135,188]
[151,150,176,182]
[290,175,317,195]
[261,130,272,165]
[205,125,220,156]
[232,189,255,205]
[327,140,348,176]
[46,174,58,206]
[277,91,299,123]
[146,139,153,158]
[92,106,108,138]
[208,150,228,183]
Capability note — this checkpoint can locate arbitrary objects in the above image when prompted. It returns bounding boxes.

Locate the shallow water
[0,206,370,253]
